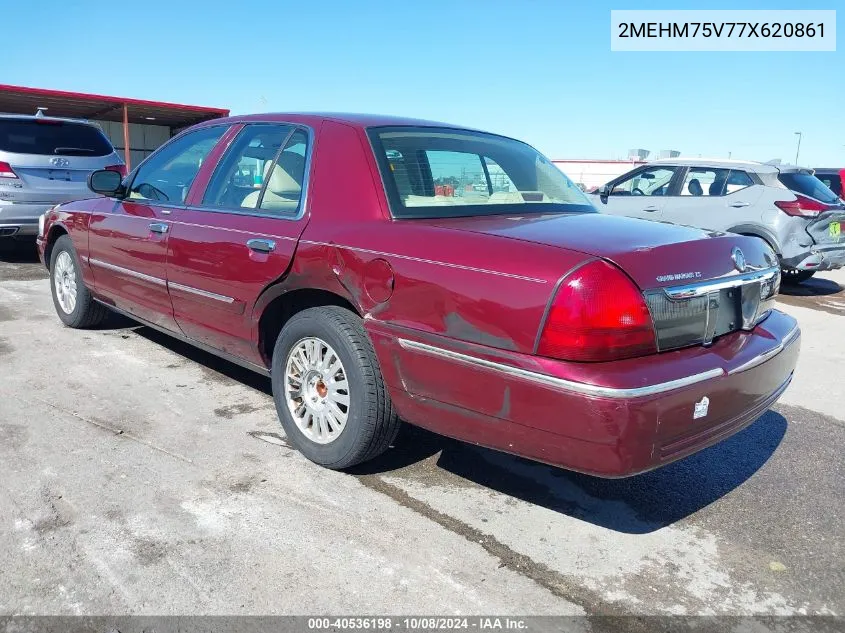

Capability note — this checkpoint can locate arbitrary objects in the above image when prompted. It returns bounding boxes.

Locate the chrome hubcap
[285,337,349,445]
[53,251,77,315]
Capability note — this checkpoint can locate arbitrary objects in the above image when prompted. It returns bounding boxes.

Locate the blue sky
[5,0,843,165]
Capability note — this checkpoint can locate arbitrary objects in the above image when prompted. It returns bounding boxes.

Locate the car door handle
[149,222,169,234]
[730,201,750,208]
[643,206,659,212]
[246,238,276,253]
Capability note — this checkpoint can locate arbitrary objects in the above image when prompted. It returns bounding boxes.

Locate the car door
[662,167,764,231]
[87,125,228,330]
[164,123,312,365]
[595,165,680,220]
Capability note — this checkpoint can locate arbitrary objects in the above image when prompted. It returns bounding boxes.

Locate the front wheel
[49,235,109,328]
[780,268,815,285]
[270,306,400,469]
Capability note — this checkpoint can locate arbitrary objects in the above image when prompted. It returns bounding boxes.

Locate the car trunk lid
[7,154,108,203]
[426,212,777,290]
[427,212,780,354]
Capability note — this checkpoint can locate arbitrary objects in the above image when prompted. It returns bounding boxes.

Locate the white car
[590,158,845,284]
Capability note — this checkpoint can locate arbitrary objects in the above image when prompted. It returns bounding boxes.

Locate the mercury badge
[731,247,747,273]
[693,396,710,420]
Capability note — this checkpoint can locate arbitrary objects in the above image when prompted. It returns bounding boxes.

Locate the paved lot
[1,239,843,617]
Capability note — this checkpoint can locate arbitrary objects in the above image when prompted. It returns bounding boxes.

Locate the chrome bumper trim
[397,338,725,399]
[727,324,801,375]
[663,266,779,299]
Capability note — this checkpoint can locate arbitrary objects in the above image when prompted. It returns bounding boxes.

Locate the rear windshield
[368,126,595,219]
[778,171,840,204]
[0,119,113,156]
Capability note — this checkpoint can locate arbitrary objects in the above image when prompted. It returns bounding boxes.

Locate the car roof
[648,157,781,173]
[0,113,97,126]
[196,112,483,132]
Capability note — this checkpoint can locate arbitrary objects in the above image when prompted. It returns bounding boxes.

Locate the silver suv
[0,114,124,239]
[589,159,845,283]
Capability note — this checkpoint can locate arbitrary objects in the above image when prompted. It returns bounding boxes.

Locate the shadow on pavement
[93,311,787,536]
[780,277,842,297]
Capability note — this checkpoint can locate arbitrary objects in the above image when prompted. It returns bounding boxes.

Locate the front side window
[611,167,676,197]
[368,127,594,218]
[680,167,731,196]
[202,124,293,209]
[128,125,226,204]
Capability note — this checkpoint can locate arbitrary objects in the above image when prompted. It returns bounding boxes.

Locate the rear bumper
[369,309,800,477]
[0,202,51,237]
[782,244,845,271]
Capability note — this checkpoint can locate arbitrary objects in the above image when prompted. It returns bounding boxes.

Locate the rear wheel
[49,235,109,328]
[270,306,400,469]
[780,268,815,284]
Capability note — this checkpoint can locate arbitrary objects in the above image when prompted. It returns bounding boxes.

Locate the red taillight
[537,260,657,362]
[774,194,830,217]
[0,161,18,178]
[104,164,127,177]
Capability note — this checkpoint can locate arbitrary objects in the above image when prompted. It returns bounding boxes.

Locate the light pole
[794,132,802,165]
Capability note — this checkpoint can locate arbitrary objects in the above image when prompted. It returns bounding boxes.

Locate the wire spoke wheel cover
[53,250,78,315]
[284,336,350,445]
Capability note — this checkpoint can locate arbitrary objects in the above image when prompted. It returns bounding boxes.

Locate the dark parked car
[814,168,844,198]
[37,114,799,477]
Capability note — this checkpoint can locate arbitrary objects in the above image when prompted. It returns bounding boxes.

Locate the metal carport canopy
[0,84,230,169]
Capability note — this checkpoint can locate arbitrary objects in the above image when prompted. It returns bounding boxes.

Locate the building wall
[95,120,171,168]
[553,160,646,191]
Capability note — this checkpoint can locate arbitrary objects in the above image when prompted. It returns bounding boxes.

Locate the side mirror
[598,183,611,202]
[88,169,123,196]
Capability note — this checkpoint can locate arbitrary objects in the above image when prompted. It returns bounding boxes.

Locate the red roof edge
[0,84,229,116]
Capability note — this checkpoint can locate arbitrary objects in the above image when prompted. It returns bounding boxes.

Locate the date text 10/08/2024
[307,617,528,630]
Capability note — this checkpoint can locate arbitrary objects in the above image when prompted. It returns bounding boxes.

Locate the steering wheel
[632,187,645,196]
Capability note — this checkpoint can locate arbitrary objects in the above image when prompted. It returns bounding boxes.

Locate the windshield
[368,126,595,219]
[778,171,841,205]
[0,119,113,157]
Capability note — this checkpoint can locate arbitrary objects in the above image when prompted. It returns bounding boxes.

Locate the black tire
[780,268,815,285]
[270,306,400,469]
[49,235,110,328]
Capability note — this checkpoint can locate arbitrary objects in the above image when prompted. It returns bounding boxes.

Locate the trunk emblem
[50,157,70,167]
[693,396,710,420]
[731,247,747,273]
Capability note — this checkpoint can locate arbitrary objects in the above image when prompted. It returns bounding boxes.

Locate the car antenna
[35,107,48,118]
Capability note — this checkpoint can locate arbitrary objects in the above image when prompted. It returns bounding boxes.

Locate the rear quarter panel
[293,119,587,356]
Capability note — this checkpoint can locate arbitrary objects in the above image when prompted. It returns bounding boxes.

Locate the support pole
[123,103,131,172]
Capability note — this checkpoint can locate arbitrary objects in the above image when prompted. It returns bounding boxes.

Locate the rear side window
[0,119,113,156]
[725,170,754,193]
[778,171,840,204]
[680,167,731,196]
[201,123,293,209]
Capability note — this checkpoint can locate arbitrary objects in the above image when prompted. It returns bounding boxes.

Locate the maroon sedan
[36,114,800,477]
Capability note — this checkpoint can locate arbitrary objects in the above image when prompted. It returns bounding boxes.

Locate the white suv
[0,114,124,240]
[590,158,845,284]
